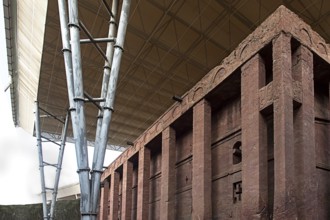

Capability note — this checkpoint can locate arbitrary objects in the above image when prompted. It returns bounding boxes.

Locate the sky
[0,1,121,205]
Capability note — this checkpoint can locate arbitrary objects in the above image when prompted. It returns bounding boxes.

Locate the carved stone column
[192,99,212,219]
[241,53,268,219]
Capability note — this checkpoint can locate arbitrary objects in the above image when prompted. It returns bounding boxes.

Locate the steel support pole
[90,0,131,216]
[91,0,119,215]
[58,0,91,218]
[57,0,75,109]
[34,101,48,220]
[49,112,70,219]
[67,0,91,219]
[94,0,118,144]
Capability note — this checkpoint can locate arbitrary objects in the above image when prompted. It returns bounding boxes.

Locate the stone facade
[98,6,330,220]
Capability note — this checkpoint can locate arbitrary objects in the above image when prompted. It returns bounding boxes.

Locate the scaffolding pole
[34,101,48,220]
[34,102,70,219]
[49,112,70,219]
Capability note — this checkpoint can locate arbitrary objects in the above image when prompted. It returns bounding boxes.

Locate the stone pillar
[107,178,111,219]
[192,99,212,219]
[121,160,133,220]
[99,179,110,220]
[109,172,120,220]
[241,54,268,219]
[137,146,150,220]
[98,184,104,220]
[272,33,297,219]
[160,126,176,220]
[292,45,316,219]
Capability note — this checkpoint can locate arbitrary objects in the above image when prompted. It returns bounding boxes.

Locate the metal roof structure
[4,0,330,150]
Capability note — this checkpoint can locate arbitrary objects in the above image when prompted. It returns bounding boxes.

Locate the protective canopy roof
[9,0,330,149]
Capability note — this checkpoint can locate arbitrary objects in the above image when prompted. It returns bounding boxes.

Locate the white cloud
[0,126,121,205]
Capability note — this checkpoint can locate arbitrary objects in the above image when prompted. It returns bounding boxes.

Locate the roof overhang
[5,0,330,150]
[4,0,48,132]
[3,0,17,125]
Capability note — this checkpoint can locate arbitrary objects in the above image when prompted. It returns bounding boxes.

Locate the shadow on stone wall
[0,199,80,220]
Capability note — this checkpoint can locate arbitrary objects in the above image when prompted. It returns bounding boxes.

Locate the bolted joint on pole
[103,106,114,112]
[81,212,98,217]
[113,44,124,52]
[61,48,71,53]
[109,20,118,27]
[76,168,91,174]
[103,65,111,70]
[73,96,85,102]
[90,169,103,174]
[68,22,80,30]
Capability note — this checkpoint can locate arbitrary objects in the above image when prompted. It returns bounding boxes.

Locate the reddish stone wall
[175,129,192,219]
[98,6,330,220]
[211,96,241,219]
[148,139,161,220]
[131,164,138,219]
[314,57,330,220]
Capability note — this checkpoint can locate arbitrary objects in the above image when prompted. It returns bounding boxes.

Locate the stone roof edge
[102,5,330,180]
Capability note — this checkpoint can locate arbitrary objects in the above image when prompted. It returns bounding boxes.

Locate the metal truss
[57,0,131,219]
[40,132,126,152]
[34,102,70,220]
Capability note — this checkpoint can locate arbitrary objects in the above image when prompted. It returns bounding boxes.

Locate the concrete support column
[241,54,268,219]
[192,99,212,219]
[160,126,176,220]
[99,179,110,220]
[109,172,120,220]
[137,146,150,220]
[292,45,316,219]
[272,33,297,219]
[121,160,133,220]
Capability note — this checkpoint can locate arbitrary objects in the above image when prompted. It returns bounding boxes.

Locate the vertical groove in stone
[241,53,268,219]
[99,179,110,220]
[121,161,133,220]
[160,126,176,219]
[272,33,297,219]
[137,147,150,220]
[192,99,212,219]
[98,184,104,220]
